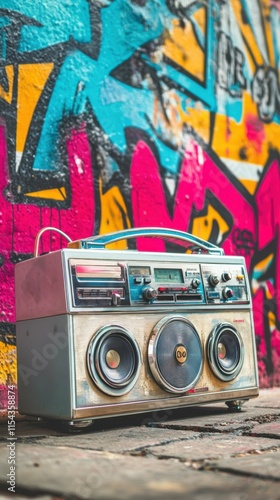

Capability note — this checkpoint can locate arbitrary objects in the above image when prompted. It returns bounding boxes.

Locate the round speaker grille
[207,323,244,381]
[148,316,203,393]
[87,326,141,396]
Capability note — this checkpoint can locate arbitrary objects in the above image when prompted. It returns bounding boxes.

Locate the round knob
[191,278,201,289]
[209,274,220,286]
[222,287,234,299]
[222,272,232,282]
[143,287,158,302]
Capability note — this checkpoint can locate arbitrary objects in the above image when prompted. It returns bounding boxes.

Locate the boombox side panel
[15,251,67,321]
[16,315,75,419]
[73,310,258,413]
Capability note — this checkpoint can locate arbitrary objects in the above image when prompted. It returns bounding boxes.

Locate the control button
[221,272,232,282]
[111,293,121,306]
[134,277,142,284]
[144,277,151,284]
[143,287,158,302]
[209,274,220,286]
[236,274,244,281]
[158,287,167,293]
[191,278,201,289]
[222,287,234,299]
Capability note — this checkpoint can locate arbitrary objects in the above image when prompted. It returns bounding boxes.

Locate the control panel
[69,259,249,308]
[201,264,248,304]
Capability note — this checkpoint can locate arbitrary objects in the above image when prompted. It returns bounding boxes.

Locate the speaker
[207,323,244,381]
[87,325,141,396]
[148,316,203,393]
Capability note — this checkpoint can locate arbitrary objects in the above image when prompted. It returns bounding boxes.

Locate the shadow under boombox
[15,228,259,429]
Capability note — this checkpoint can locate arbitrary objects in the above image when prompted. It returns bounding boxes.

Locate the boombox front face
[71,309,258,421]
[16,247,259,424]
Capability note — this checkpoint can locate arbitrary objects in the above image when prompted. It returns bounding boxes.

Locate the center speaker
[148,316,203,393]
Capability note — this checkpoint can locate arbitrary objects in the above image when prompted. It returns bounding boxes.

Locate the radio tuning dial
[222,287,234,299]
[209,274,220,286]
[222,271,232,282]
[143,287,158,302]
[191,278,201,289]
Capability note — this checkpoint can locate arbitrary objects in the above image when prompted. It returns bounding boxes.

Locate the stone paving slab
[0,420,68,439]
[135,433,280,462]
[206,450,280,481]
[1,389,280,499]
[0,443,280,500]
[248,421,280,439]
[30,427,199,453]
[2,404,279,439]
[146,405,280,433]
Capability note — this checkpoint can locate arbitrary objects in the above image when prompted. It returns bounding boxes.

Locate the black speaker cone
[87,326,141,396]
[148,316,203,393]
[207,323,244,381]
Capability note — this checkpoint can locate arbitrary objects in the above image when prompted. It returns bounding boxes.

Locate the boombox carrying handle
[34,227,72,257]
[75,227,224,256]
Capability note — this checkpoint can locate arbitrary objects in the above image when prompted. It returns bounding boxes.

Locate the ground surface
[0,388,280,499]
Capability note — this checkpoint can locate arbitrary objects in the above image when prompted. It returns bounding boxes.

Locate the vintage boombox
[15,227,259,428]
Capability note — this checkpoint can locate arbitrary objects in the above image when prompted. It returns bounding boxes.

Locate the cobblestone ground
[0,388,280,499]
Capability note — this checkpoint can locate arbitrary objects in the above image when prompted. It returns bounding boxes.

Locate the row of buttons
[134,277,151,284]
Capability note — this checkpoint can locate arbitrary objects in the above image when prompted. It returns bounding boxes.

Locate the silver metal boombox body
[15,228,259,426]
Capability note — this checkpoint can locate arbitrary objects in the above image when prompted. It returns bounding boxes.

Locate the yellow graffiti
[25,187,67,201]
[161,1,279,201]
[17,63,54,158]
[163,7,206,82]
[212,92,279,194]
[191,204,230,244]
[0,342,17,386]
[230,1,264,70]
[231,0,276,68]
[268,311,276,332]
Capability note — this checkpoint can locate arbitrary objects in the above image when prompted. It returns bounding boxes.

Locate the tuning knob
[143,287,158,302]
[222,287,234,299]
[221,272,232,282]
[209,274,220,286]
[191,278,201,289]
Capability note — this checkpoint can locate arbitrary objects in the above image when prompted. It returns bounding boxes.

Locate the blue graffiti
[0,0,218,182]
[0,0,279,186]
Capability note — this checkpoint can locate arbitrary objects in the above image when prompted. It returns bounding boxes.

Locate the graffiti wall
[0,0,280,408]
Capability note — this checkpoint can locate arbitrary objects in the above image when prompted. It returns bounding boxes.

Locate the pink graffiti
[130,137,256,268]
[130,138,280,386]
[255,156,280,329]
[0,123,95,323]
[253,156,280,379]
